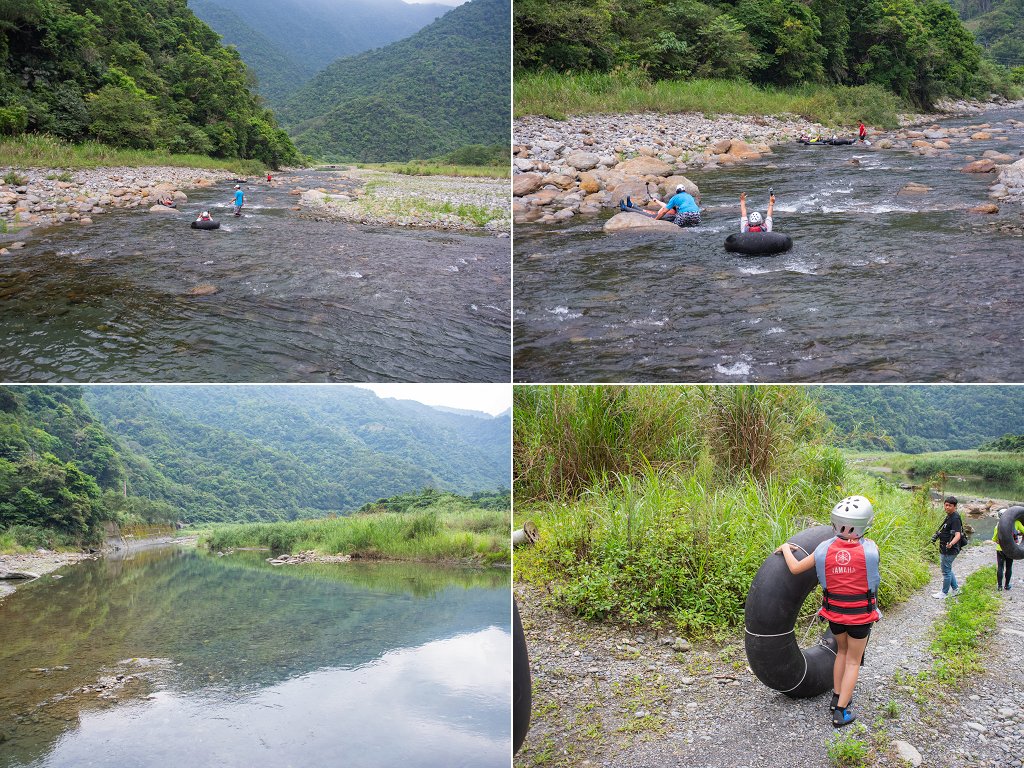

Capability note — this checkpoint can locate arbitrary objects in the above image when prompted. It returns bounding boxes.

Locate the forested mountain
[189,0,448,106]
[0,0,298,166]
[951,0,1024,74]
[278,0,510,162]
[0,386,510,544]
[815,386,1024,452]
[515,0,1009,106]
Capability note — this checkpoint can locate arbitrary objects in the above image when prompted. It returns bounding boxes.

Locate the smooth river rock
[603,213,686,233]
[962,159,997,173]
[186,284,220,297]
[148,204,181,214]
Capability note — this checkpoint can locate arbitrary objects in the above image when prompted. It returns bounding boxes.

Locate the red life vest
[748,225,764,233]
[818,538,880,625]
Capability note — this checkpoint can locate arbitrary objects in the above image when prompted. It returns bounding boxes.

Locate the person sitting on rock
[196,210,213,222]
[740,191,774,233]
[652,185,701,227]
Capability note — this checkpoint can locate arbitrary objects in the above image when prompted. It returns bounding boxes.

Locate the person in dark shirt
[931,496,963,599]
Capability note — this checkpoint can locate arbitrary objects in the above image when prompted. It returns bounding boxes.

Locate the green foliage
[930,567,1000,684]
[435,144,507,167]
[280,0,509,162]
[201,494,509,563]
[515,0,1009,107]
[0,0,299,167]
[816,386,1024,453]
[978,434,1024,452]
[826,725,870,766]
[2,170,27,186]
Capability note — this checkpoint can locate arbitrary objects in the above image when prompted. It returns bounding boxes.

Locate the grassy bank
[515,71,907,128]
[514,386,941,635]
[851,450,1024,483]
[930,567,1001,684]
[0,134,267,175]
[200,505,510,565]
[354,162,510,179]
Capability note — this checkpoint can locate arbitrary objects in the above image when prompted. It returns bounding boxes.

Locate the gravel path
[515,541,1023,768]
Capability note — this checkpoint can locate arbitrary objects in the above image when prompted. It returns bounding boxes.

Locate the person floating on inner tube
[993,510,1024,591]
[232,184,244,217]
[197,210,213,222]
[776,496,880,729]
[652,184,701,227]
[740,191,775,233]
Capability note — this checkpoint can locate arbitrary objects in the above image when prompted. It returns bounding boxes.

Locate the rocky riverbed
[0,165,237,245]
[0,550,96,603]
[515,541,1024,768]
[295,167,510,233]
[513,99,1024,226]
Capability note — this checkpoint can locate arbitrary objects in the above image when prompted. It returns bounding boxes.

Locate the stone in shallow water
[186,284,220,297]
[602,212,685,234]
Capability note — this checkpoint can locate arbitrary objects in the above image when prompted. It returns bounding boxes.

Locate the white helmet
[748,211,763,226]
[675,185,686,194]
[831,496,874,539]
[235,184,241,189]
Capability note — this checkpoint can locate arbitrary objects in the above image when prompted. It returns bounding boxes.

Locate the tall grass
[200,507,510,564]
[0,133,266,174]
[930,567,1000,684]
[515,71,905,128]
[876,451,1024,483]
[354,162,510,178]
[514,385,938,635]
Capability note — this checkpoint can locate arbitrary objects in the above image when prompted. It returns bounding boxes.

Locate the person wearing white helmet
[776,495,880,729]
[232,184,244,217]
[652,184,702,227]
[739,191,775,233]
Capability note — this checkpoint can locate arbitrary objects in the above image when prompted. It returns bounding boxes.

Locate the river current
[0,547,510,767]
[0,170,510,382]
[514,108,1024,382]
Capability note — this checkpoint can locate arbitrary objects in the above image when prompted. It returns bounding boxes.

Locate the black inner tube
[997,506,1024,560]
[190,219,220,230]
[724,232,793,256]
[745,525,837,699]
[513,599,531,754]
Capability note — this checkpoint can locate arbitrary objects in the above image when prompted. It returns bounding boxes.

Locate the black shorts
[829,621,873,640]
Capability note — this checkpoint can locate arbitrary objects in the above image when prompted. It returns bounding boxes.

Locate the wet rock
[971,132,993,140]
[982,150,1013,163]
[899,183,932,195]
[603,213,683,233]
[148,204,180,214]
[0,570,38,579]
[962,159,997,174]
[186,284,220,297]
[970,203,999,214]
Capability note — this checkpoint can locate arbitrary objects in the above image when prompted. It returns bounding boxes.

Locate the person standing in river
[233,184,244,217]
[858,120,867,142]
[993,509,1024,590]
[932,496,963,599]
[777,496,880,728]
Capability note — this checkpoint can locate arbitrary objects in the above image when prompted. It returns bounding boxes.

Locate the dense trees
[514,0,1013,107]
[279,0,509,163]
[0,0,299,166]
[815,386,1024,453]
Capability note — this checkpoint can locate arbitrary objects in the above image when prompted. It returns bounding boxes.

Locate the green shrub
[3,170,28,186]
[0,105,29,136]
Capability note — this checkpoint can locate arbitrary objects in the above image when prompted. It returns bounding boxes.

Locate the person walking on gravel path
[777,496,880,729]
[932,496,963,599]
[993,509,1024,590]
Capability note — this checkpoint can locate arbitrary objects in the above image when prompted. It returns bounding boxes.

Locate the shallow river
[514,108,1024,382]
[0,547,510,767]
[0,170,510,382]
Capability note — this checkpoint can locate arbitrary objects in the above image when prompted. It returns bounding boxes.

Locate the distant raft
[997,506,1024,560]
[190,219,220,230]
[745,525,838,698]
[799,138,857,146]
[724,231,793,256]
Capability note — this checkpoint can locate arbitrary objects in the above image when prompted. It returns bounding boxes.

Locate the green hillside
[815,386,1024,453]
[0,386,510,547]
[0,0,298,167]
[279,0,510,162]
[951,0,1024,74]
[189,0,448,106]
[514,0,1013,108]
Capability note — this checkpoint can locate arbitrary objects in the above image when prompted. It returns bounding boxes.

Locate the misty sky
[352,384,510,416]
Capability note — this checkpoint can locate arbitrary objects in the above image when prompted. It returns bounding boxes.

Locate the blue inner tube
[997,506,1024,560]
[725,231,793,255]
[745,525,838,699]
[190,220,220,230]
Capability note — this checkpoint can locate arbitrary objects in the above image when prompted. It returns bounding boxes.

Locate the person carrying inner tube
[993,509,1024,591]
[232,184,244,217]
[653,184,701,227]
[776,496,880,729]
[740,191,775,233]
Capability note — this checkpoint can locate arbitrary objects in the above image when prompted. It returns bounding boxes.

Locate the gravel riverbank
[515,541,1023,768]
[0,551,97,603]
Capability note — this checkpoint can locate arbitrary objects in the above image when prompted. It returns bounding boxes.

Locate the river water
[0,170,510,382]
[514,108,1024,382]
[0,547,510,767]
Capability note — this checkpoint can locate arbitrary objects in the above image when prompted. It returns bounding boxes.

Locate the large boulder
[148,204,180,214]
[961,159,996,174]
[564,151,601,171]
[578,173,601,194]
[603,212,685,233]
[997,158,1024,190]
[709,139,732,154]
[727,140,761,160]
[982,150,1013,163]
[300,189,329,205]
[614,157,673,177]
[658,175,701,199]
[513,173,544,197]
[971,131,992,141]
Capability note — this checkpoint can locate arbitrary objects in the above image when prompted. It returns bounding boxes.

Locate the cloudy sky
[352,384,510,416]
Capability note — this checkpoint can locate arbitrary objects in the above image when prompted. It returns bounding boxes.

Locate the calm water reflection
[0,547,510,767]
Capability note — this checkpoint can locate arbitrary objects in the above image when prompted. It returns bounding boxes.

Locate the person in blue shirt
[232,184,244,217]
[653,185,701,226]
